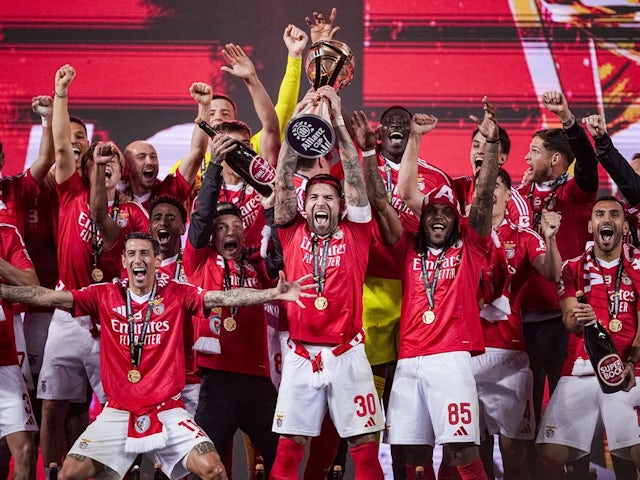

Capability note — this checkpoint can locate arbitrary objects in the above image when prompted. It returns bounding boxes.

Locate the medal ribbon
[419,248,448,310]
[591,250,623,319]
[311,234,332,296]
[126,281,157,368]
[527,174,569,230]
[223,258,245,318]
[174,249,184,280]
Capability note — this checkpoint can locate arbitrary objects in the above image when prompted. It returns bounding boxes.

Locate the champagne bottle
[255,463,265,480]
[48,462,59,480]
[415,465,425,480]
[332,465,343,480]
[195,117,275,197]
[576,290,628,393]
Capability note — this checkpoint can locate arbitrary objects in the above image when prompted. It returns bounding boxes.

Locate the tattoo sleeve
[336,125,368,207]
[204,287,275,308]
[468,144,499,236]
[0,285,74,309]
[274,143,299,225]
[193,441,216,455]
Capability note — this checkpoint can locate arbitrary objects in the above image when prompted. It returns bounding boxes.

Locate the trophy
[285,39,355,159]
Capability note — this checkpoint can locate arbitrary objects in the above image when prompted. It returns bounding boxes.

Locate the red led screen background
[1,0,639,187]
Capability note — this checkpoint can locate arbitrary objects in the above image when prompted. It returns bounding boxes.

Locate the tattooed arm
[352,110,402,244]
[274,136,299,226]
[0,284,74,309]
[203,272,315,308]
[468,97,500,237]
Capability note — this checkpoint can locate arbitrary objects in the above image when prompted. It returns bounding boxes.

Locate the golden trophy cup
[285,39,355,159]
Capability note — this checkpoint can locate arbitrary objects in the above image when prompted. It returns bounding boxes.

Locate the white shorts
[23,311,52,374]
[536,375,640,461]
[0,365,38,439]
[471,348,534,440]
[37,309,105,403]
[386,351,480,446]
[273,343,384,438]
[68,406,213,480]
[181,383,200,417]
[264,301,282,388]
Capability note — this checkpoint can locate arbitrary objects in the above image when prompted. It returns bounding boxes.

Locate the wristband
[485,138,500,144]
[361,149,376,157]
[41,117,50,128]
[334,116,345,127]
[628,358,637,369]
[54,91,68,99]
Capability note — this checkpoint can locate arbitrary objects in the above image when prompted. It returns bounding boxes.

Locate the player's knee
[443,442,478,465]
[197,460,227,480]
[346,433,377,448]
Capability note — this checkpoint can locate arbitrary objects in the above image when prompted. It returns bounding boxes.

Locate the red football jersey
[72,277,205,413]
[396,219,489,359]
[517,178,595,315]
[0,171,40,232]
[56,172,149,290]
[481,221,546,350]
[0,224,35,366]
[279,215,373,345]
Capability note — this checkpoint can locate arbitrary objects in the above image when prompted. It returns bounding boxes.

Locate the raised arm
[89,142,122,250]
[52,64,78,184]
[532,209,563,281]
[397,114,437,216]
[177,82,212,186]
[352,110,402,244]
[222,44,280,165]
[188,137,234,249]
[305,7,340,43]
[583,114,640,206]
[318,86,367,209]
[29,95,55,185]
[0,284,73,309]
[468,98,500,236]
[542,91,598,193]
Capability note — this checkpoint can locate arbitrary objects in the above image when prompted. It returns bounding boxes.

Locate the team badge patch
[276,414,284,428]
[153,304,165,315]
[134,415,151,434]
[40,379,46,393]
[544,425,556,438]
[78,438,91,449]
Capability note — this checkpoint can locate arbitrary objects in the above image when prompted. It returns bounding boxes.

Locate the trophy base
[285,113,336,159]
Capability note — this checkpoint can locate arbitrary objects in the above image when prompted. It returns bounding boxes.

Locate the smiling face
[149,202,185,258]
[304,182,342,237]
[378,107,411,162]
[213,214,244,261]
[469,130,507,174]
[122,237,161,294]
[589,199,628,259]
[125,141,159,191]
[70,121,90,168]
[420,203,458,249]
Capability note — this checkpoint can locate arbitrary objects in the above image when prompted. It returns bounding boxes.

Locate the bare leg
[5,431,36,480]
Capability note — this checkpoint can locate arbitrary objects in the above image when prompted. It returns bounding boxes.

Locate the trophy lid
[305,39,355,91]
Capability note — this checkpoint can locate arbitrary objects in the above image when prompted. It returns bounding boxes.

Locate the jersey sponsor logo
[300,235,347,267]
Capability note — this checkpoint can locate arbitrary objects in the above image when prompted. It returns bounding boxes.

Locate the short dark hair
[149,195,187,224]
[214,120,251,138]
[532,128,573,166]
[593,195,625,212]
[380,105,412,123]
[124,232,160,256]
[70,115,88,137]
[497,168,512,190]
[215,201,243,220]
[211,92,238,116]
[305,174,343,198]
[471,126,511,155]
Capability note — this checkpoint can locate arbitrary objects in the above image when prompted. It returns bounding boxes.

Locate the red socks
[349,441,384,480]
[438,458,487,480]
[269,437,305,480]
[406,463,436,480]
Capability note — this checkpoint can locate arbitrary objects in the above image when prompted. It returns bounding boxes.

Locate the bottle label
[249,156,276,185]
[597,354,626,386]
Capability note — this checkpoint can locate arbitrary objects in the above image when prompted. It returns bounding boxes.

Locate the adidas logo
[112,305,127,317]
[453,426,468,437]
[364,417,376,428]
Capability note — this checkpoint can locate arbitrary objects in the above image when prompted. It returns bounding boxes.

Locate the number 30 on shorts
[354,394,377,417]
[448,402,472,425]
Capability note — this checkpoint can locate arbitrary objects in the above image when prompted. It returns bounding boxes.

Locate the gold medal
[314,296,329,311]
[91,268,104,283]
[609,318,622,333]
[422,311,435,325]
[223,316,237,332]
[127,369,142,383]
